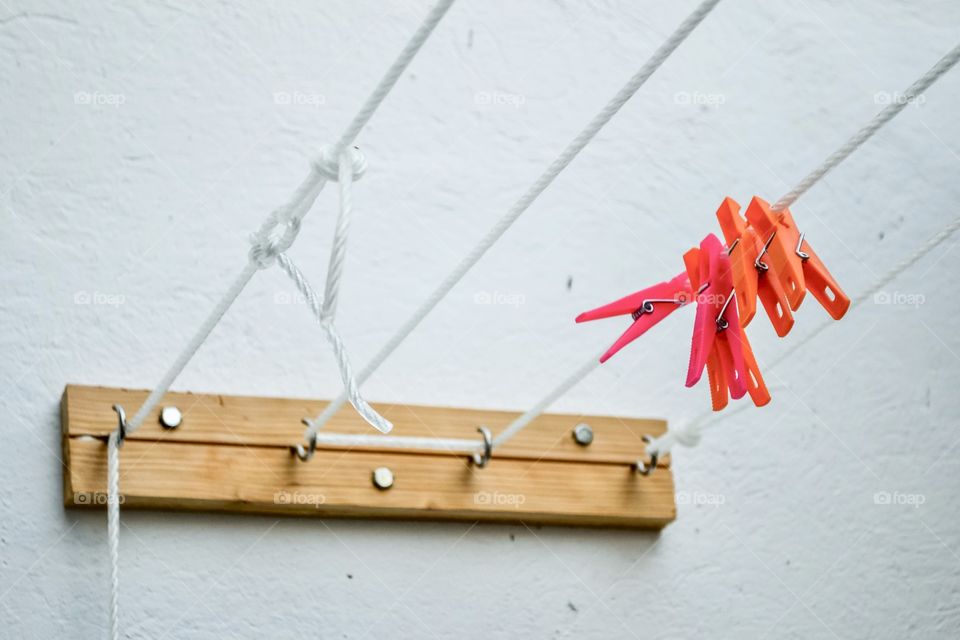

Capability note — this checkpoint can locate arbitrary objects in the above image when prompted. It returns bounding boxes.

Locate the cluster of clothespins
[576,196,851,411]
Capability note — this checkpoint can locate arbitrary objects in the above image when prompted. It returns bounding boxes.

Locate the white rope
[107,431,121,640]
[124,0,454,432]
[276,253,392,433]
[647,213,960,455]
[773,42,960,211]
[315,432,480,453]
[329,0,456,158]
[321,148,365,321]
[492,352,603,448]
[305,0,724,435]
[299,352,604,454]
[128,261,260,431]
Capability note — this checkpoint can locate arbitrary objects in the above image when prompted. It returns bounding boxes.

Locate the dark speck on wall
[566,276,573,291]
[878,230,885,240]
[347,573,353,579]
[567,602,578,612]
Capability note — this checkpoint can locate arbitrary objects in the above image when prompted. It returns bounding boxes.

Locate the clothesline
[101,5,960,637]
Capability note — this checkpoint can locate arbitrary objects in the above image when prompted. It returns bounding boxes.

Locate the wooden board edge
[60,384,671,468]
[65,496,675,530]
[61,386,74,508]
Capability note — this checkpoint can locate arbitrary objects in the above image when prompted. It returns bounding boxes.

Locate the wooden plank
[62,385,669,465]
[62,385,675,529]
[64,439,675,528]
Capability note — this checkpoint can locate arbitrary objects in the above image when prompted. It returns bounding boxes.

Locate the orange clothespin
[745,197,850,320]
[771,209,851,320]
[715,197,795,337]
[745,196,807,311]
[738,327,771,408]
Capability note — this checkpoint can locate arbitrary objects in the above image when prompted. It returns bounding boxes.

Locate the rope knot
[672,423,702,448]
[312,145,367,182]
[249,212,301,269]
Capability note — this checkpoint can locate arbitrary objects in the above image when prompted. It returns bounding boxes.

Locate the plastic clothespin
[684,234,748,399]
[769,208,851,320]
[576,271,692,363]
[716,197,795,337]
[684,234,770,410]
[744,197,807,311]
[737,328,771,408]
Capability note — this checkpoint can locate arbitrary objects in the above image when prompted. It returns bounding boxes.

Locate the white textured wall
[3,1,960,637]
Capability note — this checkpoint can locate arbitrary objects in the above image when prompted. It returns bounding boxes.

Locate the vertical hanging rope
[320,149,361,321]
[107,430,121,640]
[304,0,725,438]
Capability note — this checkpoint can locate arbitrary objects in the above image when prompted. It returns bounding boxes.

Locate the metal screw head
[372,466,394,490]
[572,423,594,446]
[159,406,182,429]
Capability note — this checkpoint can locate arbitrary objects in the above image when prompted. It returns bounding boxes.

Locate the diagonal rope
[304,0,725,439]
[124,0,455,433]
[773,42,960,212]
[492,351,604,448]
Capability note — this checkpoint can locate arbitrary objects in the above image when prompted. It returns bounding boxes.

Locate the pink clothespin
[684,234,749,403]
[576,272,692,363]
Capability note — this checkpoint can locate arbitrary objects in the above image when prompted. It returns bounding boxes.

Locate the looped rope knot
[671,423,702,448]
[645,421,702,457]
[312,145,367,182]
[249,213,302,269]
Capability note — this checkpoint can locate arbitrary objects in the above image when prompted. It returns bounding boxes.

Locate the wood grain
[62,385,676,529]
